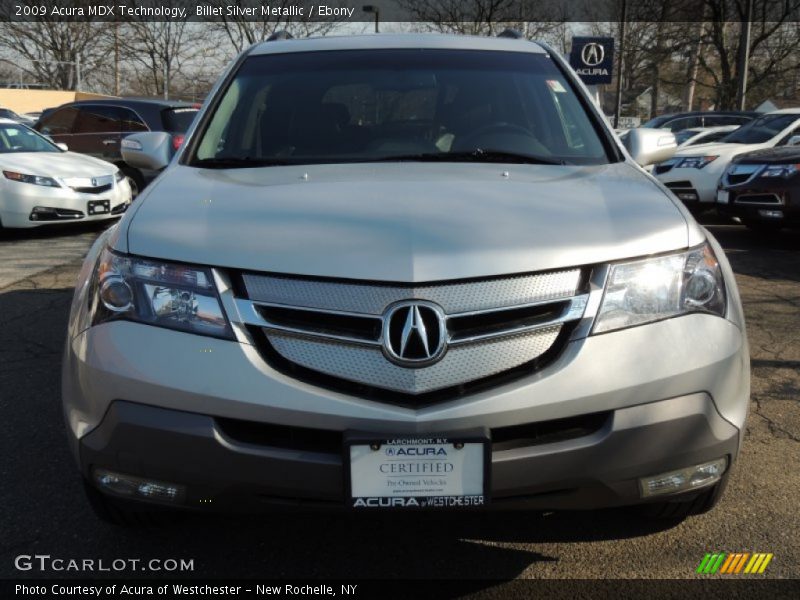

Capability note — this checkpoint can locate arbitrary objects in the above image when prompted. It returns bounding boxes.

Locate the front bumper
[64,310,748,511]
[0,178,132,229]
[79,393,738,511]
[656,170,720,205]
[717,183,800,225]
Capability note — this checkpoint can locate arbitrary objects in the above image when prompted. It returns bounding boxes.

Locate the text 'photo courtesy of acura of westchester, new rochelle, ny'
[62,33,749,525]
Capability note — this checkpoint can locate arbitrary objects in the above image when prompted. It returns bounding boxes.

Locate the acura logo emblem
[581,43,605,67]
[382,301,447,367]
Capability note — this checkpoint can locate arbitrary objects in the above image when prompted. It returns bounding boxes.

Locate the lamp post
[362,5,379,34]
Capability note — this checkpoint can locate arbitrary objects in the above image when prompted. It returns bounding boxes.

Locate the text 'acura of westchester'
[62,34,750,524]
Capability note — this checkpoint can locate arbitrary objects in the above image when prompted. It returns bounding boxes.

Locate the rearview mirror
[121,132,172,171]
[623,128,677,167]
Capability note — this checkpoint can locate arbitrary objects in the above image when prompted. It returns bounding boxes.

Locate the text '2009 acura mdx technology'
[63,35,750,525]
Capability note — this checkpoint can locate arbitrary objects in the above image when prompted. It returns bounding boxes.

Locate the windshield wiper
[370,149,567,165]
[192,156,293,169]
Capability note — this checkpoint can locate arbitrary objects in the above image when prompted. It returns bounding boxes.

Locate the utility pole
[114,20,120,96]
[735,0,754,110]
[613,0,627,128]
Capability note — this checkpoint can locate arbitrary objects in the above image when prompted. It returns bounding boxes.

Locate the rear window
[192,49,611,167]
[162,107,198,133]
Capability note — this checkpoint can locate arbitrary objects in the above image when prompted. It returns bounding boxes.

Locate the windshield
[722,114,798,144]
[0,122,61,153]
[192,49,610,167]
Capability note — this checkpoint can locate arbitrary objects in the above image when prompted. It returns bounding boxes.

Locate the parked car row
[652,109,800,231]
[0,98,199,229]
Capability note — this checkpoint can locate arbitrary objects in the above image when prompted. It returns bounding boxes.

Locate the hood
[674,141,770,158]
[734,146,800,165]
[0,151,117,179]
[123,162,690,282]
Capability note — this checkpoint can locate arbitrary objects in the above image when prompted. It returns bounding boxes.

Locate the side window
[38,107,79,135]
[74,105,122,134]
[119,108,148,132]
[668,117,700,132]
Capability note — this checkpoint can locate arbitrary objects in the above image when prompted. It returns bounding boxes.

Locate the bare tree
[0,1,108,90]
[118,1,215,98]
[208,0,339,53]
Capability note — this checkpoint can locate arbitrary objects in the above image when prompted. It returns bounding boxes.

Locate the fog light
[677,192,699,202]
[639,458,727,498]
[758,209,783,219]
[93,468,185,504]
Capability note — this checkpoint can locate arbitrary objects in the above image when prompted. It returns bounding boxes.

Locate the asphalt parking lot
[0,217,798,585]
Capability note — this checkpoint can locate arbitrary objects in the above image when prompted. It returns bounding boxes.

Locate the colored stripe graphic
[699,552,772,574]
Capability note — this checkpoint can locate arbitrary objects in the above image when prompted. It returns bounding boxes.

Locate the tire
[120,167,145,200]
[82,480,177,528]
[640,473,729,520]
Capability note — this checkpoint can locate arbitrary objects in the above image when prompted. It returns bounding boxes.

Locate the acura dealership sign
[569,37,615,85]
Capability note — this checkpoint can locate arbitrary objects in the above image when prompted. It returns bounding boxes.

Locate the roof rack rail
[497,28,525,39]
[267,30,294,41]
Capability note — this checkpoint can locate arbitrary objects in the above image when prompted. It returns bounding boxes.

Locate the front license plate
[87,199,110,215]
[347,434,489,509]
[716,190,729,204]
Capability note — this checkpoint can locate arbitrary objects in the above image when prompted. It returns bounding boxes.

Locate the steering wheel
[454,122,536,149]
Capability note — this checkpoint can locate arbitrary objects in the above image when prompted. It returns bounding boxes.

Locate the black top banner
[3,0,800,23]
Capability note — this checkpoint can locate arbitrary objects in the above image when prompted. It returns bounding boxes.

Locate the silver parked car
[63,34,749,524]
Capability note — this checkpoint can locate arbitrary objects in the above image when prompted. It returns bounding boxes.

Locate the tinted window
[194,49,610,166]
[38,106,79,135]
[667,117,701,132]
[724,114,799,144]
[162,107,198,132]
[74,105,121,134]
[692,130,732,145]
[120,107,148,132]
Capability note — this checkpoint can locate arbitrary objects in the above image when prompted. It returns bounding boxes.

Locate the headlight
[593,244,726,334]
[676,156,718,169]
[90,247,233,339]
[760,164,799,178]
[3,170,60,187]
[114,170,126,183]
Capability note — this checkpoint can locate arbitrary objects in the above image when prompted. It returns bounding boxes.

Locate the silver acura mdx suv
[63,34,749,525]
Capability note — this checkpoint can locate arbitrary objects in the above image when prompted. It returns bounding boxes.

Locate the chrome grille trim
[242,269,582,315]
[266,326,562,395]
[227,268,594,396]
[232,293,589,347]
[723,163,763,187]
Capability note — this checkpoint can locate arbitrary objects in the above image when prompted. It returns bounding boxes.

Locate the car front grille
[723,164,762,187]
[734,193,783,205]
[228,268,595,403]
[63,174,114,194]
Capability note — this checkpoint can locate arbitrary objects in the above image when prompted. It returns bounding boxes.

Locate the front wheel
[120,167,144,200]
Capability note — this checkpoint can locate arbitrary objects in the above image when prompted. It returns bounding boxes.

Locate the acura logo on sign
[382,301,447,367]
[581,43,605,67]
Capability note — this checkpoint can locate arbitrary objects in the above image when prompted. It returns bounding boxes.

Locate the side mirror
[787,135,800,147]
[121,132,172,171]
[624,128,678,167]
[56,142,68,151]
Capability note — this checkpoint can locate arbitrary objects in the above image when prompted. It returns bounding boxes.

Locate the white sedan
[655,109,800,207]
[674,125,740,148]
[0,119,132,229]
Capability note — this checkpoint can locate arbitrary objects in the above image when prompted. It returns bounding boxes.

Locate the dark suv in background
[35,99,198,197]
[642,111,759,133]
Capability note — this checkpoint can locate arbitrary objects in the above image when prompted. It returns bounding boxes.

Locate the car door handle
[102,139,118,145]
